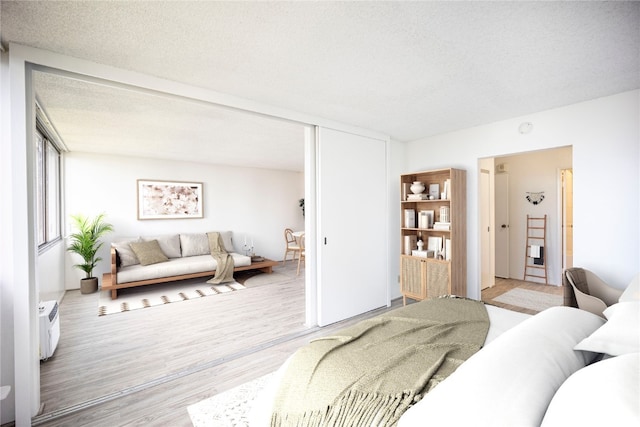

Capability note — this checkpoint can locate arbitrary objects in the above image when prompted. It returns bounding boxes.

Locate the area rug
[188,372,274,427]
[98,279,245,316]
[493,288,562,312]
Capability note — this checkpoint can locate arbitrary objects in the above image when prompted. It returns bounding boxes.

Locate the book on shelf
[434,221,451,231]
[407,193,429,200]
[443,179,451,200]
[404,209,416,228]
[404,235,417,255]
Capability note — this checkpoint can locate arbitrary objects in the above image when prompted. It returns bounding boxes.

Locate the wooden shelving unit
[399,168,467,304]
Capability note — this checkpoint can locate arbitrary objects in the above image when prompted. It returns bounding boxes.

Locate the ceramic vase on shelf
[410,181,425,194]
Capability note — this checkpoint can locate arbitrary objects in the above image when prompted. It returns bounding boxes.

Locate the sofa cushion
[218,231,234,253]
[143,234,181,258]
[116,253,251,284]
[180,233,210,257]
[129,240,169,266]
[111,237,141,267]
[180,231,235,257]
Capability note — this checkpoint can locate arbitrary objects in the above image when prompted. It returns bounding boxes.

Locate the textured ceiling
[2,1,639,171]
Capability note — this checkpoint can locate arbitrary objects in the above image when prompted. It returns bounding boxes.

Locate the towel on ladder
[531,246,544,265]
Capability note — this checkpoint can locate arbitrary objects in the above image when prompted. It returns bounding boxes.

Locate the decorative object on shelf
[417,239,424,251]
[525,191,545,205]
[429,183,440,199]
[410,181,425,194]
[137,179,203,219]
[298,198,305,217]
[418,210,434,229]
[67,213,114,294]
[439,206,450,223]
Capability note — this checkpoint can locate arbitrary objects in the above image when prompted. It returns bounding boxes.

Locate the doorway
[479,146,573,290]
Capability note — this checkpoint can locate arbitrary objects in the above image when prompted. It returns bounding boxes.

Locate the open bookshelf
[400,168,467,304]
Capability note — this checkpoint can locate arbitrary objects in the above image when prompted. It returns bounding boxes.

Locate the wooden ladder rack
[523,214,548,284]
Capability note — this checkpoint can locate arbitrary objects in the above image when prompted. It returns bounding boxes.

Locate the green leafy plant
[67,213,114,279]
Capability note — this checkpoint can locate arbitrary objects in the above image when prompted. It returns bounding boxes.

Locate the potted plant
[67,213,114,294]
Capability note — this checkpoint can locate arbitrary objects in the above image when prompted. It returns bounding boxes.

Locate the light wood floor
[34,263,401,426]
[33,269,560,426]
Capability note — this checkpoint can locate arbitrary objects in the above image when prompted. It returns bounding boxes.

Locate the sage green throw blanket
[271,297,489,426]
[206,232,235,284]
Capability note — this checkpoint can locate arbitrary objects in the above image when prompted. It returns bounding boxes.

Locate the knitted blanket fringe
[271,388,420,427]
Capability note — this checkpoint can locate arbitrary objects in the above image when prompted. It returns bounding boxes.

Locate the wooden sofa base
[102,258,278,300]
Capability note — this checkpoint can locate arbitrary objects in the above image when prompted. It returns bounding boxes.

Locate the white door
[317,127,387,326]
[480,170,493,289]
[495,173,510,278]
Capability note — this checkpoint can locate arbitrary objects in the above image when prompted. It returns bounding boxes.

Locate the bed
[249,276,639,426]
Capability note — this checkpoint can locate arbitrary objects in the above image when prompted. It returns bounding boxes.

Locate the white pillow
[179,233,210,257]
[574,301,640,356]
[111,237,141,267]
[619,273,640,302]
[143,234,181,258]
[398,307,605,427]
[541,353,640,426]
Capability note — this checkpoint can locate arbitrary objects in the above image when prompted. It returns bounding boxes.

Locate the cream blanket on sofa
[206,232,235,284]
[270,297,489,426]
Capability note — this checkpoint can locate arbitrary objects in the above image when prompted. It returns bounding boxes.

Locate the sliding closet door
[317,127,388,326]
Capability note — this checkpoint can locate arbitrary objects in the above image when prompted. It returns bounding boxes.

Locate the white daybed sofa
[248,274,640,426]
[102,231,277,299]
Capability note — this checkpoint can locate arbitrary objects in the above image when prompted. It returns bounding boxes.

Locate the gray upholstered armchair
[563,268,623,318]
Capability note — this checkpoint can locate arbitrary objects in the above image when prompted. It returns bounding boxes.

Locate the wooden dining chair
[297,234,305,276]
[283,228,301,264]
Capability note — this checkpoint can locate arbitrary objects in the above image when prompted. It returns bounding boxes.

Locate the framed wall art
[137,179,203,220]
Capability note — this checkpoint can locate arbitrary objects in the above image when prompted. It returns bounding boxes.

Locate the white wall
[388,139,406,300]
[405,90,640,300]
[37,244,66,301]
[64,152,304,289]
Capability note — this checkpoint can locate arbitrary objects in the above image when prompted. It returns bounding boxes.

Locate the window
[36,126,61,250]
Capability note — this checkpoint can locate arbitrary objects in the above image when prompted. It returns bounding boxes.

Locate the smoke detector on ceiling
[518,122,533,134]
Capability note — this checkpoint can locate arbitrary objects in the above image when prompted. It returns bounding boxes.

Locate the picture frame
[429,183,440,199]
[137,179,203,220]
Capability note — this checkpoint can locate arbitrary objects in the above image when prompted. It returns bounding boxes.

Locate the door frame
[494,172,510,279]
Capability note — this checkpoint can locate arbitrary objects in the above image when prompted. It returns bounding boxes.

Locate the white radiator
[39,300,60,360]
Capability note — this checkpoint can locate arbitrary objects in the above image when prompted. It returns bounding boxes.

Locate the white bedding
[249,303,532,425]
[399,306,604,427]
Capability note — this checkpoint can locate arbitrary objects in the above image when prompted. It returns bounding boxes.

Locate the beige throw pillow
[129,240,169,266]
